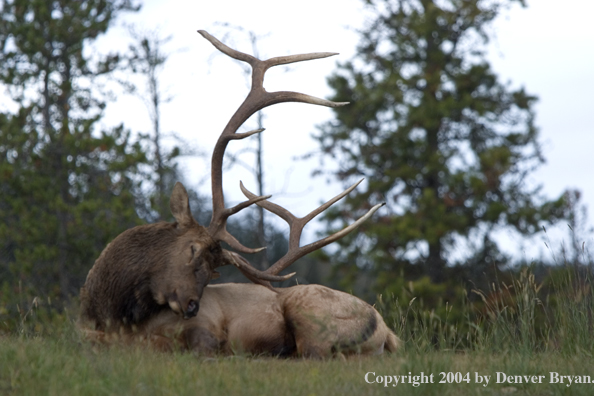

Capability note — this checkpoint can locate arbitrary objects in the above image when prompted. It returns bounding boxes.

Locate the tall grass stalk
[377,261,594,356]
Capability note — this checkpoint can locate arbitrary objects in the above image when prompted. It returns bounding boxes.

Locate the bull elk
[131,177,400,358]
[79,30,400,357]
[78,181,293,332]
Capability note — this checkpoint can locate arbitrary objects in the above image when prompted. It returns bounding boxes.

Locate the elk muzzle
[184,299,199,319]
[167,292,200,319]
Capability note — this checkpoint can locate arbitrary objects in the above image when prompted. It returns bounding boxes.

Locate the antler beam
[198,30,349,256]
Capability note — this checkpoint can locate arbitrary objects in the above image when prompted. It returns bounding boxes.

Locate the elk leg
[183,326,222,355]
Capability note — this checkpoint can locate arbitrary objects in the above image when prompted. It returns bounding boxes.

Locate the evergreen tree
[0,0,145,300]
[315,0,568,287]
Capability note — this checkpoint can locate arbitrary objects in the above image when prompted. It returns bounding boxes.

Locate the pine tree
[0,0,146,300]
[315,0,568,286]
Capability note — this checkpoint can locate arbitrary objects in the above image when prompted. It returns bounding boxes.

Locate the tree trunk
[426,242,444,283]
[255,111,269,270]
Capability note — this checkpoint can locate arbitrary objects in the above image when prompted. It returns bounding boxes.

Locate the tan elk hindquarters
[279,285,400,358]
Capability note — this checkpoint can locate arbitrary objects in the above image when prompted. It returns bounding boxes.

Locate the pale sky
[94,0,594,263]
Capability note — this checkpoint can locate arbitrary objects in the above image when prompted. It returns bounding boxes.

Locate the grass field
[2,333,594,396]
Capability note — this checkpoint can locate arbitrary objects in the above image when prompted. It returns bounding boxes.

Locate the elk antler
[241,180,385,282]
[198,30,348,258]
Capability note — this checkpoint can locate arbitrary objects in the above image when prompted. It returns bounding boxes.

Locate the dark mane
[79,221,181,330]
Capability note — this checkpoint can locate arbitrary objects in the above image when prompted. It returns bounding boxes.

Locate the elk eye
[210,245,222,257]
[190,245,195,256]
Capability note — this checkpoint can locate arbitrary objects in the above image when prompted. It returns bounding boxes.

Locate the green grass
[2,333,594,395]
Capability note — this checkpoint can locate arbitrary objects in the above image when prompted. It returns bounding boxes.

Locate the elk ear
[170,182,194,228]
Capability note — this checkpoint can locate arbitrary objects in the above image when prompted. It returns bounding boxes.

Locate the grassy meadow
[2,263,594,395]
[2,335,594,395]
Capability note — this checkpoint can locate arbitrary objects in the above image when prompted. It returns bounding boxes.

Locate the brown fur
[85,283,401,358]
[78,183,232,332]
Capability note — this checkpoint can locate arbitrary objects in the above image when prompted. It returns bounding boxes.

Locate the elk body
[79,31,401,357]
[89,283,400,358]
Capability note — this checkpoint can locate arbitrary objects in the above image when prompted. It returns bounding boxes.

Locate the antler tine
[199,29,349,255]
[198,30,342,69]
[198,30,257,65]
[214,193,272,254]
[240,180,385,277]
[232,128,265,140]
[226,251,295,284]
[265,52,340,68]
[268,202,385,276]
[301,179,364,224]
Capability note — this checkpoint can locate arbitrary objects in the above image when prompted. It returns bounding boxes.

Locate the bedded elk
[120,183,400,358]
[80,185,399,358]
[80,30,401,357]
[82,186,399,357]
[134,282,400,358]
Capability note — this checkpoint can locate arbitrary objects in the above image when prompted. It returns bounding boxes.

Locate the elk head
[150,182,226,319]
[151,182,294,318]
